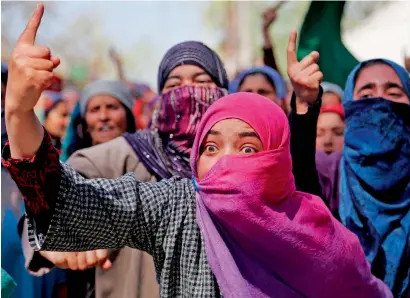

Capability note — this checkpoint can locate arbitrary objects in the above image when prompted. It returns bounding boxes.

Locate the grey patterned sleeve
[26,161,189,254]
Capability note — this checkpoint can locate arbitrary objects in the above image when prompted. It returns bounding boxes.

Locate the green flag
[297,1,359,88]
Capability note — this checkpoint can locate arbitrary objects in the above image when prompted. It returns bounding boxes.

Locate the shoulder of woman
[67,136,151,180]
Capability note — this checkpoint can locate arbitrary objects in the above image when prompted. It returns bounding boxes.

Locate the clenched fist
[40,250,112,271]
[6,3,60,115]
[287,30,323,105]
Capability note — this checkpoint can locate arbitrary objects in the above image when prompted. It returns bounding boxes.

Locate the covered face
[191,92,294,201]
[158,41,229,94]
[339,59,410,297]
[352,60,409,104]
[321,82,343,107]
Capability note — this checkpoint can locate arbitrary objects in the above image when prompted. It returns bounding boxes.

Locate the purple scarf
[191,93,391,298]
[123,86,227,179]
[315,150,342,218]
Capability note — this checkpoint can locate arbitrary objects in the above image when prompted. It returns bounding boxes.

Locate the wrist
[295,97,309,115]
[5,104,34,120]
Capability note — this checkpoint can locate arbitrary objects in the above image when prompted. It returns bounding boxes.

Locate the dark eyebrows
[356,82,375,93]
[207,129,221,136]
[386,82,405,91]
[193,71,209,79]
[165,75,181,81]
[205,129,260,139]
[238,131,260,139]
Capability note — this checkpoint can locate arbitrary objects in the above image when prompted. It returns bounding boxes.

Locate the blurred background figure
[316,104,344,154]
[229,66,287,109]
[321,82,344,107]
[130,82,156,129]
[61,84,81,114]
[43,91,70,151]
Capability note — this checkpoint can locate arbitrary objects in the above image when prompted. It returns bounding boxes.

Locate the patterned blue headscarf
[228,66,287,100]
[339,59,410,297]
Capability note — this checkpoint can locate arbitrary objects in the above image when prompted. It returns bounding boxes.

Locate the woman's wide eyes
[241,146,257,154]
[205,145,218,153]
[202,144,258,154]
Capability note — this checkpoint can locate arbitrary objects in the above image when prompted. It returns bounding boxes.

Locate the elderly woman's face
[354,64,409,104]
[162,65,216,94]
[85,95,129,145]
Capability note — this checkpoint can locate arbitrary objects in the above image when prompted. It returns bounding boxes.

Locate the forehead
[317,112,344,126]
[354,64,402,89]
[240,73,273,88]
[209,118,254,132]
[167,64,206,78]
[88,94,122,106]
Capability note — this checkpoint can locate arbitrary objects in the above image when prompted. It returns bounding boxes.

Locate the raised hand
[39,250,112,271]
[6,3,60,115]
[262,7,277,31]
[287,30,322,104]
[109,47,121,65]
[404,54,410,73]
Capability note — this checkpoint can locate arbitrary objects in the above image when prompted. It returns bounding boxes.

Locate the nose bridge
[98,105,108,120]
[376,84,386,98]
[181,77,193,87]
[323,130,333,144]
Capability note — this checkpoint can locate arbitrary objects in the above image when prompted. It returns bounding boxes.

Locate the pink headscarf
[190,92,391,298]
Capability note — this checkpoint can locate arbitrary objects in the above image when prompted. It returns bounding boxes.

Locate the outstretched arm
[262,4,283,75]
[286,30,322,196]
[2,4,180,256]
[2,131,180,253]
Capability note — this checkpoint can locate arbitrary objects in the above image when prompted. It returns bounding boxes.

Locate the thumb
[50,56,60,69]
[101,259,112,270]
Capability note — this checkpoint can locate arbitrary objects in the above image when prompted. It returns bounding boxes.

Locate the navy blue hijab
[339,59,410,297]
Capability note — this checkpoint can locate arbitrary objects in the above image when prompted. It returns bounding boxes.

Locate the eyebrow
[166,71,209,82]
[206,130,260,139]
[238,131,260,139]
[386,82,405,91]
[356,81,405,93]
[166,75,181,81]
[356,82,375,93]
[207,129,221,136]
[192,71,208,79]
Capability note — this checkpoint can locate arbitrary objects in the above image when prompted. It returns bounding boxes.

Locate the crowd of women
[1,3,409,298]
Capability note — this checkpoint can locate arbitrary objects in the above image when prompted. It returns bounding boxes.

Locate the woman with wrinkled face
[61,80,137,161]
[315,59,410,298]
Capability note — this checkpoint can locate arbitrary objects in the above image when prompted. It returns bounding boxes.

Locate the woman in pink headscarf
[3,91,390,298]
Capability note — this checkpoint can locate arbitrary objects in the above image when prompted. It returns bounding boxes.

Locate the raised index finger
[287,30,298,68]
[18,3,44,45]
